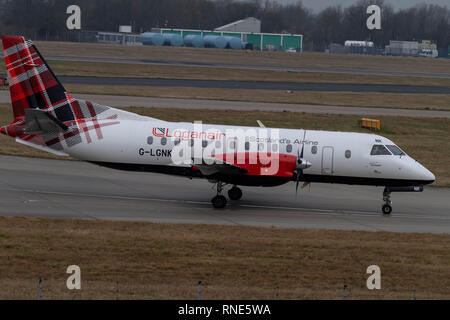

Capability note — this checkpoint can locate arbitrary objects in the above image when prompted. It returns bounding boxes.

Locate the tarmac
[0,155,449,234]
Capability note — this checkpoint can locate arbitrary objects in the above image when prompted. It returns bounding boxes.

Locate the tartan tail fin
[0,35,117,154]
[1,35,69,123]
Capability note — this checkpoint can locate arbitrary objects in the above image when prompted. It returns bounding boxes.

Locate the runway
[1,90,449,118]
[8,75,450,94]
[2,72,450,93]
[45,55,450,79]
[0,155,449,234]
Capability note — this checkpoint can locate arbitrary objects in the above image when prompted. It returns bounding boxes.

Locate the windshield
[386,145,406,156]
[370,144,391,155]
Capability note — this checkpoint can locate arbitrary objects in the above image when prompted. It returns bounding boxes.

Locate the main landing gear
[228,186,243,201]
[381,185,424,215]
[211,183,243,209]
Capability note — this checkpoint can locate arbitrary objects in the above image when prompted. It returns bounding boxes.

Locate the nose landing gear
[381,185,424,215]
[382,188,392,214]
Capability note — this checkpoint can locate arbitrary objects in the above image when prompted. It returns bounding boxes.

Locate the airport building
[95,18,302,52]
[385,40,419,56]
[148,27,302,52]
[385,40,439,57]
[145,17,302,52]
[214,17,261,33]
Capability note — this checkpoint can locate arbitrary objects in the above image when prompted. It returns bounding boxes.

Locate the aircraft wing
[192,157,248,176]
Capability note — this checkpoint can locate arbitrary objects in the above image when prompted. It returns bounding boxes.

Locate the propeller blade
[295,169,302,196]
[296,133,306,197]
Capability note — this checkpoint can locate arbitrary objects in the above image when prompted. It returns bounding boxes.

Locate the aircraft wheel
[382,204,392,215]
[228,187,243,201]
[212,195,227,209]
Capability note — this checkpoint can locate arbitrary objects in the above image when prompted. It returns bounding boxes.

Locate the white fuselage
[63,117,435,187]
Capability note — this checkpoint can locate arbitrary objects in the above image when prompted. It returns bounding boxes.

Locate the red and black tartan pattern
[1,36,119,150]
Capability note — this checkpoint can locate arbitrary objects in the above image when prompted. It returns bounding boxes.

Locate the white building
[385,40,419,56]
[215,17,261,33]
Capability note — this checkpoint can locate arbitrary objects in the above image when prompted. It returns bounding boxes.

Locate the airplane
[0,35,435,214]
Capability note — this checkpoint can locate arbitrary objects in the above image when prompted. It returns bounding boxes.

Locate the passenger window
[147,136,153,145]
[272,144,278,152]
[245,142,250,151]
[161,137,167,146]
[286,144,292,153]
[345,150,351,158]
[174,138,180,145]
[386,145,405,156]
[370,145,391,155]
[311,146,317,154]
[215,140,222,149]
[202,140,208,148]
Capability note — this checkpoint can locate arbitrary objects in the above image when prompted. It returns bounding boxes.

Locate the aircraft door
[321,146,334,175]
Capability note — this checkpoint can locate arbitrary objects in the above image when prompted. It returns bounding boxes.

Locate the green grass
[0,216,449,299]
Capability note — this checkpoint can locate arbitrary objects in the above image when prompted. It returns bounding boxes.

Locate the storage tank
[184,35,205,48]
[203,35,227,49]
[344,40,374,47]
[162,33,183,46]
[224,36,242,50]
[141,32,164,46]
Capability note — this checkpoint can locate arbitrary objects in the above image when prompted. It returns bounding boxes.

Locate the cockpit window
[370,144,391,155]
[386,145,406,156]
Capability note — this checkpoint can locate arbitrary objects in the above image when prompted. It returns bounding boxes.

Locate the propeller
[295,131,312,196]
[295,145,304,196]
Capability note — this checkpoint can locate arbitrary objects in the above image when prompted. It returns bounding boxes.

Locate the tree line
[0,0,449,50]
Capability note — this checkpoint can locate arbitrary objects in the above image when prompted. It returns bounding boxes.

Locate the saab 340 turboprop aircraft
[0,36,435,213]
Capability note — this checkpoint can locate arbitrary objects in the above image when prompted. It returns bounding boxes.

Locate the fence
[33,277,419,300]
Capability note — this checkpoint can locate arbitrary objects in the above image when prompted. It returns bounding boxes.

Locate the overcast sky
[273,0,449,12]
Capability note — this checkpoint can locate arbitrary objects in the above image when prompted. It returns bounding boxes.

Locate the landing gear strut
[228,186,243,201]
[381,185,424,215]
[382,188,392,215]
[211,182,227,209]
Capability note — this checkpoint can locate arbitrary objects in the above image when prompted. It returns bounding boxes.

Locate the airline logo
[152,128,166,137]
[152,127,226,140]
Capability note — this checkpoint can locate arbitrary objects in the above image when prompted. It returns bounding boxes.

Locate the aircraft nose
[416,162,435,184]
[424,168,435,184]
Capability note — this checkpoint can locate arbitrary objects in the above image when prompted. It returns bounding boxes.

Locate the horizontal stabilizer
[15,138,69,157]
[24,109,68,135]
